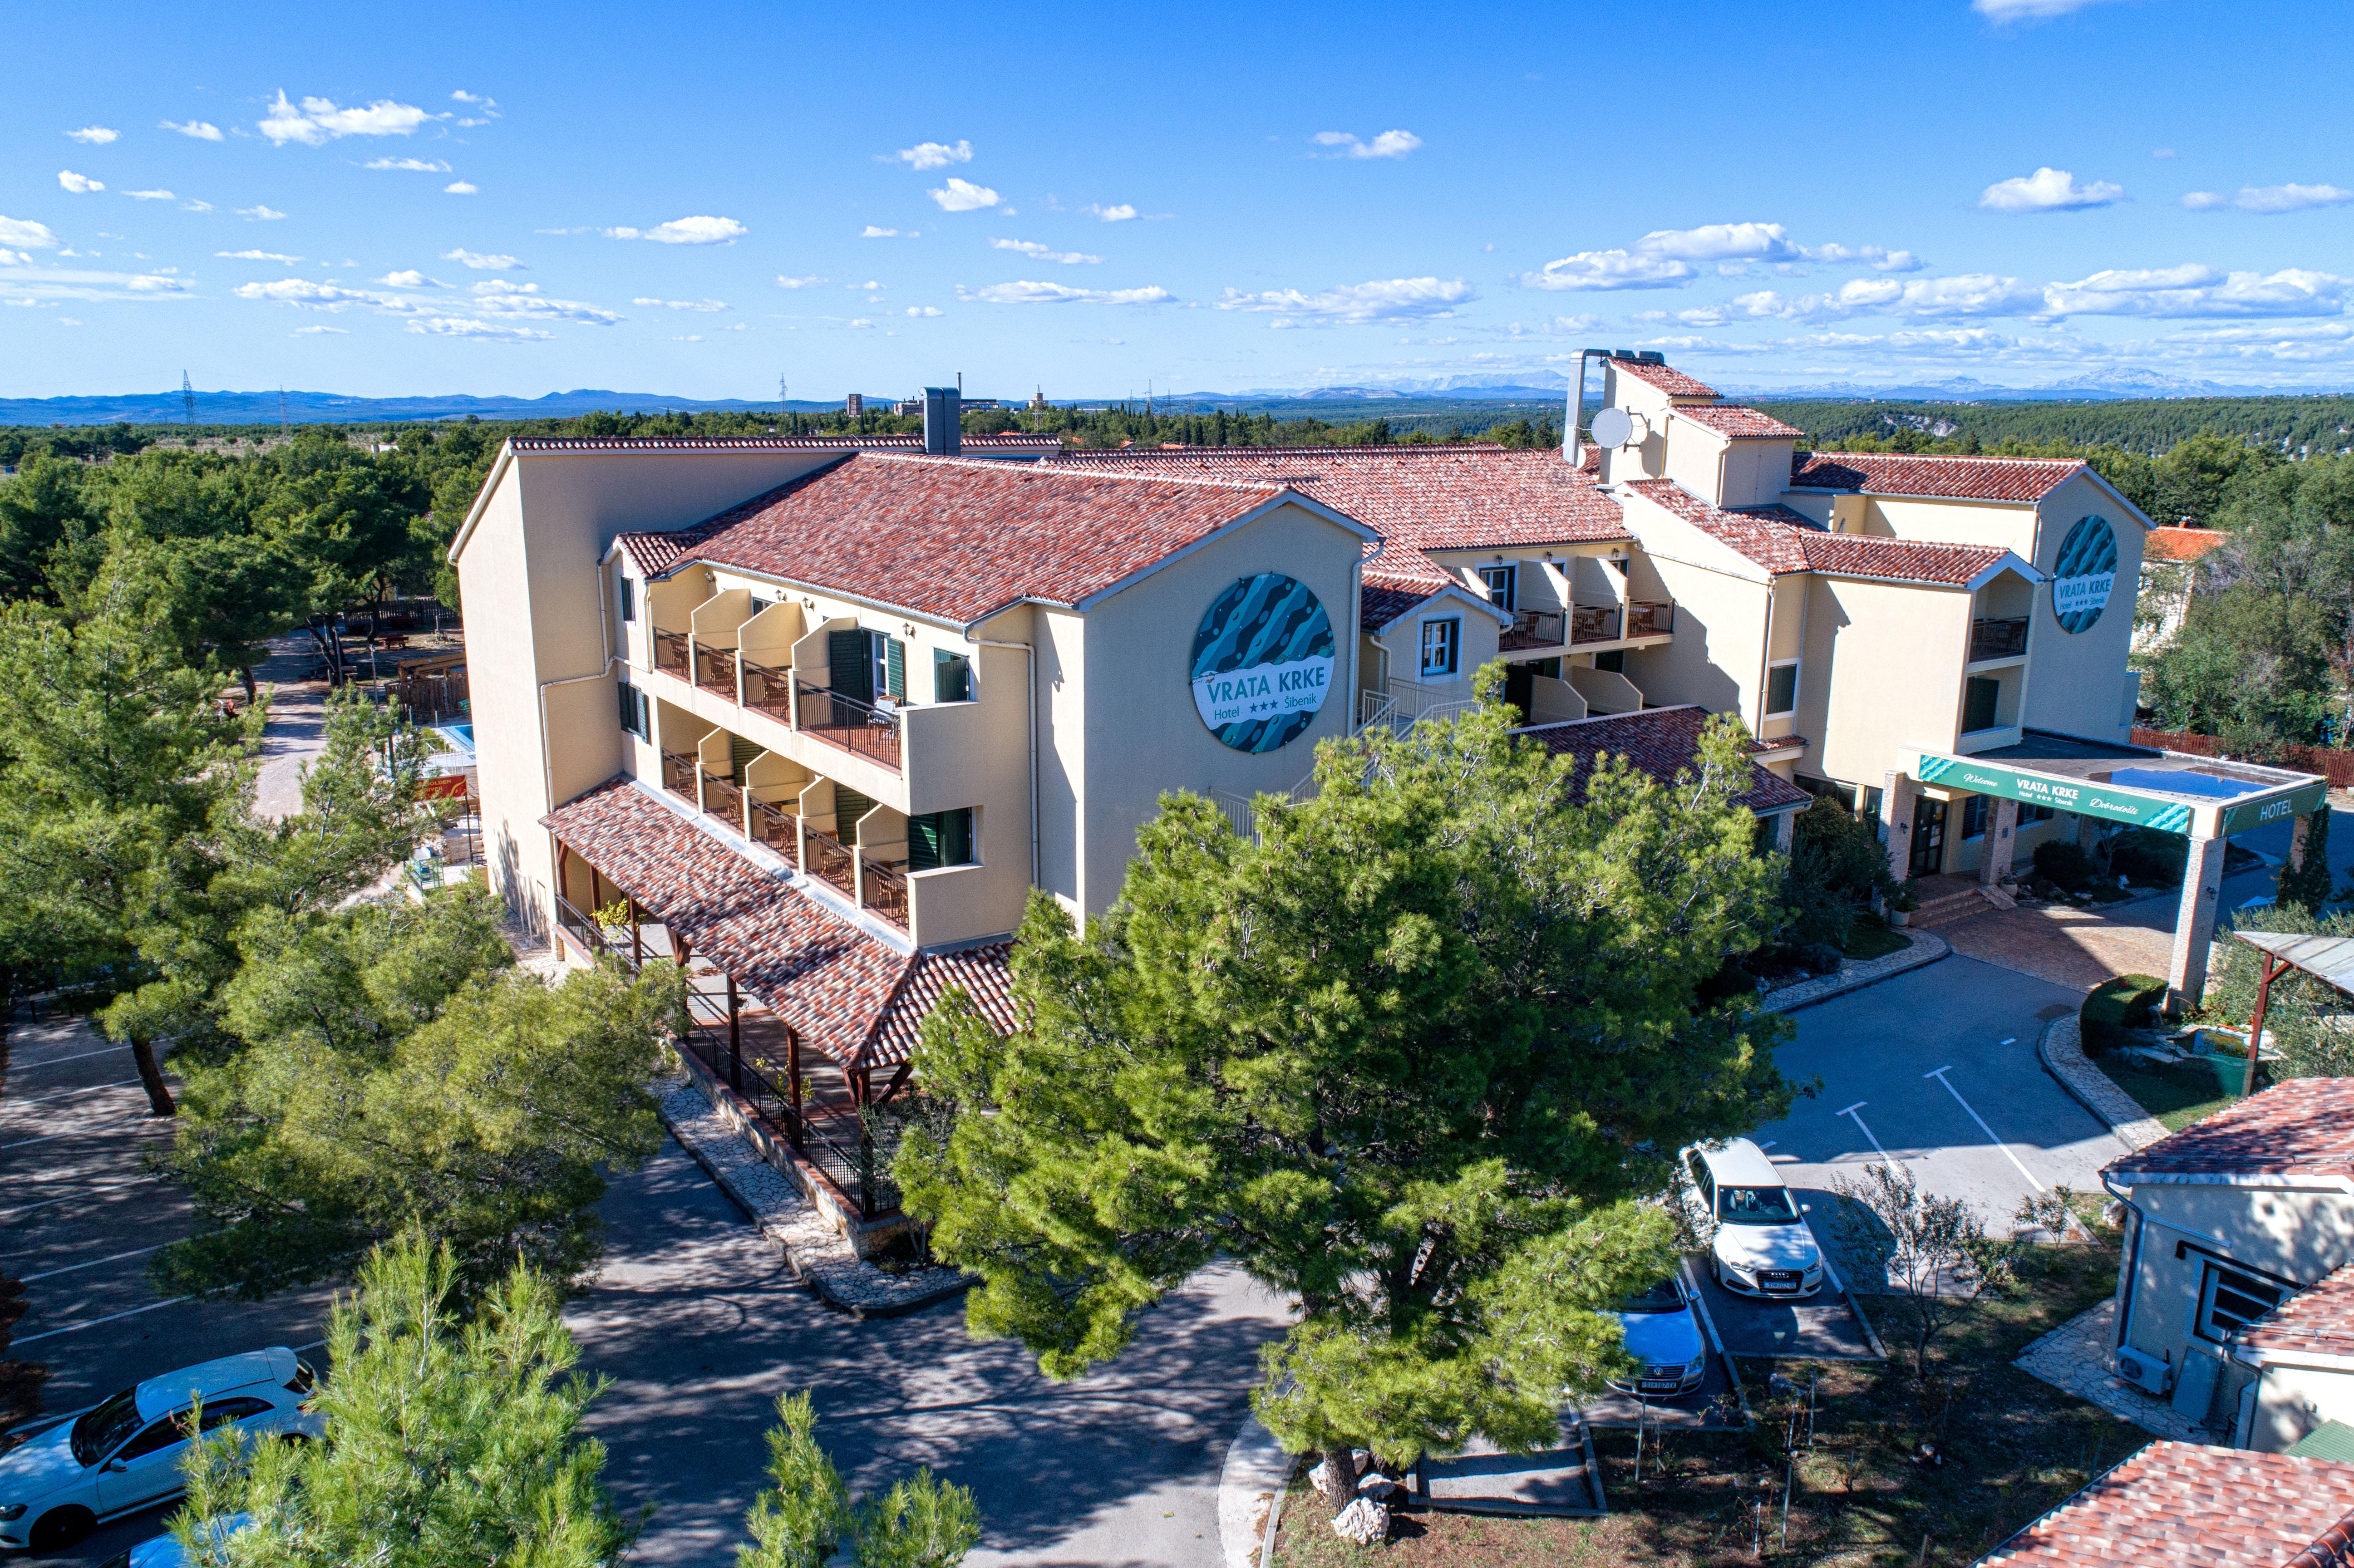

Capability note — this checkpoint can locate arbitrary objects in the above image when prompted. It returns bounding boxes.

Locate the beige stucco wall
[1614,523,1765,726]
[2115,1183,2354,1375]
[2246,1360,2354,1454]
[1803,575,1974,788]
[2022,472,2145,739]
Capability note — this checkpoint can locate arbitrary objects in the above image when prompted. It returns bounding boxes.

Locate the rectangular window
[827,629,906,703]
[616,680,649,740]
[1593,649,1625,673]
[617,575,636,623]
[1419,617,1460,678]
[1765,660,1800,717]
[1962,794,1989,841]
[2025,802,2056,824]
[1963,675,2001,733]
[2196,1261,2286,1343]
[907,807,976,870]
[885,636,906,702]
[729,733,762,776]
[934,649,974,703]
[1477,564,1517,611]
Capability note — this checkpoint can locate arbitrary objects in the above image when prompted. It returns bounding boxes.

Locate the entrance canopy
[1914,731,2324,843]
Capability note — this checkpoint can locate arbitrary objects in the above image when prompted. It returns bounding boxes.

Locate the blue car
[1609,1273,1709,1397]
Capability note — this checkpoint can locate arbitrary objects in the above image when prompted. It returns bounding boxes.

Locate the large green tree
[896,687,1792,1515]
[738,1392,981,1568]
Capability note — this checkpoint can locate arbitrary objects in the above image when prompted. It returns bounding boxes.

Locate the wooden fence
[2131,726,2354,790]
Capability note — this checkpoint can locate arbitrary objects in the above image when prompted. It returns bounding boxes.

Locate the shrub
[1783,796,1898,947]
[2083,973,2168,1054]
[2110,828,2188,888]
[2033,840,2097,894]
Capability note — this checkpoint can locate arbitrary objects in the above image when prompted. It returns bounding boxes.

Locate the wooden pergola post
[627,896,643,970]
[2244,951,2290,1100]
[726,973,742,1094]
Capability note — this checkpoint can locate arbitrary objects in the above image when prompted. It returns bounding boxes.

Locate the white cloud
[632,296,729,311]
[291,324,347,335]
[1807,243,1924,272]
[66,126,118,144]
[2182,183,2354,214]
[234,277,377,305]
[861,226,917,239]
[928,178,999,212]
[444,181,478,195]
[847,280,883,292]
[774,274,825,289]
[1310,129,1423,161]
[260,92,438,146]
[0,265,196,305]
[219,249,303,262]
[123,189,176,202]
[1521,249,1693,291]
[238,205,288,221]
[407,316,550,342]
[1085,202,1138,223]
[160,119,223,141]
[374,269,431,286]
[1215,276,1473,324]
[449,91,499,124]
[990,238,1103,265]
[0,217,61,251]
[1972,0,2124,18]
[847,318,874,329]
[2043,265,2349,318]
[58,171,104,194]
[181,199,212,212]
[957,280,1172,305]
[2152,148,2178,159]
[893,139,972,171]
[468,279,621,324]
[605,215,747,245]
[906,305,944,317]
[1729,273,2046,323]
[1980,167,2125,211]
[670,334,703,342]
[442,248,523,269]
[1633,221,1802,262]
[366,157,451,172]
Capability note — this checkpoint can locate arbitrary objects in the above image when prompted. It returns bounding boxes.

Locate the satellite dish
[1588,406,1634,448]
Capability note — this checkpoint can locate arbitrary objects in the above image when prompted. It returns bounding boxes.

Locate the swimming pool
[435,723,476,754]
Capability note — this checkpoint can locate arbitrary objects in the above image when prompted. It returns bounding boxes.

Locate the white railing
[1209,788,1258,842]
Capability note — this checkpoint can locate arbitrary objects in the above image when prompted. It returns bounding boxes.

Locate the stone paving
[2036,1014,2171,1153]
[2013,1298,2216,1443]
[1761,928,1951,1013]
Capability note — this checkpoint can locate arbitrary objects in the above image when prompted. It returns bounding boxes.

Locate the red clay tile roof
[611,452,1315,627]
[1049,446,1630,555]
[1980,1441,2354,1568]
[1789,451,2086,504]
[1513,705,1809,815]
[1361,577,1446,632]
[2108,1077,2354,1185]
[615,518,729,576]
[1624,479,2008,585]
[2238,1261,2354,1363]
[509,433,1063,454]
[1607,359,1720,399]
[1673,404,1805,439]
[868,942,1020,1070]
[541,778,1015,1069]
[2146,526,2229,564]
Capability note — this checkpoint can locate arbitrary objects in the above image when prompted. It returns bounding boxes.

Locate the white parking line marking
[0,1176,159,1219]
[1999,1037,2018,1046]
[0,1118,171,1150]
[15,1243,169,1283]
[1925,1066,2044,1193]
[5,1077,140,1106]
[10,1295,195,1346]
[1838,1102,1903,1174]
[4,1045,128,1072]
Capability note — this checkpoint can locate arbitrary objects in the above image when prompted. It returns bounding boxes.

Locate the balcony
[1970,616,2029,663]
[1498,609,1565,652]
[654,629,690,678]
[660,749,697,799]
[741,657,793,722]
[748,796,800,866]
[797,680,902,772]
[806,826,857,898]
[1569,605,1620,644]
[694,643,738,699]
[1626,600,1675,638]
[862,860,909,930]
[701,769,744,832]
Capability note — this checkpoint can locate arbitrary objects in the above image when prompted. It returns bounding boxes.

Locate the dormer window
[1477,564,1517,612]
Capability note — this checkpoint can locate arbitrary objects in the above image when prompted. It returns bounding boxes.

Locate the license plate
[1759,1271,1801,1290]
[1640,1379,1682,1393]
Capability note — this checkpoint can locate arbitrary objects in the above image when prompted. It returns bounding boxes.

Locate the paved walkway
[2014,1299,2214,1444]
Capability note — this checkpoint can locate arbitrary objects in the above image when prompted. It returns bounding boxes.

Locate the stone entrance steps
[1909,874,2011,928]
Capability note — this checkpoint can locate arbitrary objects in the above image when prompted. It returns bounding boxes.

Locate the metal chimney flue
[923,386,961,455]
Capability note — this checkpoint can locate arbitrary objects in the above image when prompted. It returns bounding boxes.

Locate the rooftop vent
[1637,350,1665,364]
[922,386,961,456]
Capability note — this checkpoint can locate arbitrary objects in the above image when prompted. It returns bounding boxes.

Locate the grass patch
[1272,1232,2137,1567]
[2092,1054,2244,1132]
[1840,920,1911,962]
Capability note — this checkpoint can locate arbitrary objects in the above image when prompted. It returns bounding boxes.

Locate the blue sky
[4,0,2352,401]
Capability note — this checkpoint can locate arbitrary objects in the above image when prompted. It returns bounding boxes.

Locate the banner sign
[1916,753,2195,832]
[2051,516,2118,634]
[2219,782,2329,837]
[1191,572,1335,753]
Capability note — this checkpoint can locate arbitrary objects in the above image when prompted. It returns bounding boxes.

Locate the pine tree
[2278,806,2334,911]
[738,1391,980,1568]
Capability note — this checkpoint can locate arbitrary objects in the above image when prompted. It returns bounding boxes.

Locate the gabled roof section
[1358,570,1513,633]
[2106,1077,2354,1188]
[1789,451,2086,504]
[1673,404,1804,439]
[1512,704,1810,816]
[2237,1260,2354,1366]
[2147,525,2229,564]
[1624,479,2015,586]
[1979,1440,2354,1568]
[1608,359,1720,399]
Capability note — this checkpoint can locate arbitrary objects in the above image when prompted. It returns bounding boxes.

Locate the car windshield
[1619,1279,1685,1314]
[1719,1185,1801,1224]
[71,1388,143,1467]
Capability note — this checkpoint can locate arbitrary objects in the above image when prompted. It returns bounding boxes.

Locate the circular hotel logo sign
[2051,515,2118,635]
[1190,573,1335,753]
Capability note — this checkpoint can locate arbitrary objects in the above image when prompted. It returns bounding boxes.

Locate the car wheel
[30,1506,96,1551]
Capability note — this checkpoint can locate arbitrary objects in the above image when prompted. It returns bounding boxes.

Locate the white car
[100,1514,252,1568]
[1681,1138,1826,1299]
[0,1350,318,1553]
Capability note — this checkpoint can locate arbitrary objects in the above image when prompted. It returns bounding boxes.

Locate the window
[1765,660,1800,717]
[1684,1153,1714,1210]
[826,629,906,704]
[117,1411,193,1462]
[2024,802,2056,824]
[616,680,649,741]
[1962,794,1989,841]
[1963,675,2000,733]
[934,649,974,703]
[617,575,636,623]
[907,807,976,870]
[1477,564,1517,611]
[197,1397,275,1434]
[1419,617,1460,678]
[2196,1261,2286,1342]
[1593,649,1625,673]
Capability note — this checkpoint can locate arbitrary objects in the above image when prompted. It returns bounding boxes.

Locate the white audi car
[1680,1138,1827,1299]
[0,1350,318,1553]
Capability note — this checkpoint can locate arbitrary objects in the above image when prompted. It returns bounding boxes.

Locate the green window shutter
[833,785,876,845]
[906,808,974,872]
[618,576,635,623]
[828,629,873,703]
[886,637,906,701]
[934,649,973,703]
[908,813,941,872]
[729,734,761,776]
[942,806,973,865]
[617,679,636,735]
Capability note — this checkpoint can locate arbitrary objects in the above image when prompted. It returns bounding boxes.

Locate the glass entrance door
[1909,797,1948,877]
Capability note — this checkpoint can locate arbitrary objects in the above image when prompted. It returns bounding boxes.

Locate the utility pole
[778,375,788,416]
[181,371,196,429]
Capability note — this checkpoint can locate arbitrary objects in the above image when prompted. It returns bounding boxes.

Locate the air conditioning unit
[2116,1346,2173,1396]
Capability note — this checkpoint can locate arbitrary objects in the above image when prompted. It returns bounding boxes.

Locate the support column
[2076,812,2101,852]
[2167,833,2229,1013]
[1881,771,1916,893]
[726,973,742,1095]
[1771,809,1796,854]
[1980,798,2020,887]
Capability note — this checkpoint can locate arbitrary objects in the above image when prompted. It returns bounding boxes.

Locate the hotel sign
[2051,515,2118,635]
[2219,782,2329,837]
[1916,753,2325,839]
[1191,572,1335,753]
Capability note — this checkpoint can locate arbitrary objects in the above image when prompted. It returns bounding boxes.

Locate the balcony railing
[796,680,902,772]
[741,658,793,721]
[862,859,908,929]
[701,769,744,831]
[694,643,738,699]
[749,797,800,866]
[1626,600,1675,637]
[1569,605,1621,644]
[674,1026,901,1219]
[654,630,690,677]
[1970,616,2029,662]
[660,749,697,798]
[806,827,857,897]
[1498,609,1565,651]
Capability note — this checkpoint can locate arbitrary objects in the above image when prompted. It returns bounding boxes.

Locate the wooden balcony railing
[701,770,744,831]
[862,858,908,929]
[806,827,857,897]
[741,658,793,721]
[1626,600,1675,638]
[660,749,697,798]
[1569,605,1621,644]
[1970,616,2029,662]
[654,630,690,677]
[749,797,800,866]
[1498,609,1565,651]
[694,643,738,698]
[795,680,902,772]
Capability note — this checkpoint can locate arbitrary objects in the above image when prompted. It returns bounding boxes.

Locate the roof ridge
[1802,449,2085,468]
[871,449,1287,494]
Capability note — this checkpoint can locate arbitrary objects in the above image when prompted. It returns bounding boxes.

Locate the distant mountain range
[0,388,857,427]
[1188,367,2343,405]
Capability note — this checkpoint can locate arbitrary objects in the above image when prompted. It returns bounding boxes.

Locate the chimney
[923,386,961,455]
